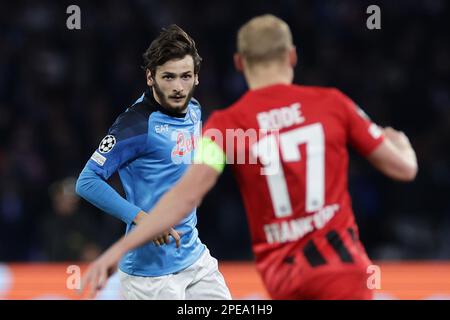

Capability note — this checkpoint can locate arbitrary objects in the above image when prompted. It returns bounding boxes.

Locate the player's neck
[244,63,293,90]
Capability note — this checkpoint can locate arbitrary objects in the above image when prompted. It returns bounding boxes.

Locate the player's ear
[194,74,199,86]
[234,53,244,72]
[289,46,297,67]
[146,69,154,86]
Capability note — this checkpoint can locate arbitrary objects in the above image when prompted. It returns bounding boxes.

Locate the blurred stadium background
[0,0,449,299]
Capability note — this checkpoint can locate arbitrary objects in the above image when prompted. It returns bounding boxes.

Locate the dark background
[0,0,449,262]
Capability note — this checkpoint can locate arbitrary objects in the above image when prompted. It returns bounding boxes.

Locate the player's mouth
[170,96,186,103]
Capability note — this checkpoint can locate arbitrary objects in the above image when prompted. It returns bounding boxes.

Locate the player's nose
[172,79,184,93]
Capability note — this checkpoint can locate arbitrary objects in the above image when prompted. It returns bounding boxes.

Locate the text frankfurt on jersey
[264,204,340,244]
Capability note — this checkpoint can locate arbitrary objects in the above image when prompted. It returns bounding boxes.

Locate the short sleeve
[333,89,384,156]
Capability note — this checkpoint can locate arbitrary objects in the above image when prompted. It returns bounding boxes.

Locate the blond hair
[237,14,293,66]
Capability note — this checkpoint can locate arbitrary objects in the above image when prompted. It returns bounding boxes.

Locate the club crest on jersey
[98,135,116,154]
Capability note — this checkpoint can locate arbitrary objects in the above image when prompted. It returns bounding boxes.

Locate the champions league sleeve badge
[98,135,116,153]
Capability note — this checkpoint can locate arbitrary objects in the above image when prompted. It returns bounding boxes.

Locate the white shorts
[118,248,232,300]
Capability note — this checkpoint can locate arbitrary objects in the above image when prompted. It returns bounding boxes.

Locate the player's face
[149,55,199,113]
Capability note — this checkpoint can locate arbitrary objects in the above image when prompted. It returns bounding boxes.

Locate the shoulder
[295,85,355,110]
[325,87,358,110]
[108,100,152,140]
[292,84,342,98]
[203,107,235,133]
[307,86,352,103]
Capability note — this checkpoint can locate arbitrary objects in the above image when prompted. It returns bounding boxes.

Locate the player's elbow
[75,175,88,198]
[75,169,95,199]
[392,162,418,182]
[368,143,419,182]
[400,162,418,181]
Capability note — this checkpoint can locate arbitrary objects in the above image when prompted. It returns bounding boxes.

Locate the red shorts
[261,228,374,300]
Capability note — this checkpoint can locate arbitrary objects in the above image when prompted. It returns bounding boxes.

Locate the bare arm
[367,127,418,181]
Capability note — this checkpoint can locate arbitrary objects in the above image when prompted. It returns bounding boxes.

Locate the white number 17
[252,123,325,218]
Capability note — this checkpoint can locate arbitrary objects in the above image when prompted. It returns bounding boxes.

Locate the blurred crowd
[0,0,449,261]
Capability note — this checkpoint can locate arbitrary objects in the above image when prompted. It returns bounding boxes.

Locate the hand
[383,127,412,150]
[134,211,182,248]
[152,227,182,248]
[80,243,123,299]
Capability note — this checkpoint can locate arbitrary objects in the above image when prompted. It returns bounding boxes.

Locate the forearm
[120,184,196,252]
[75,166,142,225]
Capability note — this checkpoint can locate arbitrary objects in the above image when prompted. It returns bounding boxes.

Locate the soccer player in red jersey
[81,15,418,299]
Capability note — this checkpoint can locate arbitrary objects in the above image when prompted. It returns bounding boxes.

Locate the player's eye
[162,75,174,80]
[181,74,192,80]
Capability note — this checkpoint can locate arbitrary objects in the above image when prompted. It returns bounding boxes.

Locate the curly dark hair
[142,24,202,76]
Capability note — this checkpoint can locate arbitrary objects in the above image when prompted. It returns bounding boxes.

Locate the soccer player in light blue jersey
[76,25,231,300]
